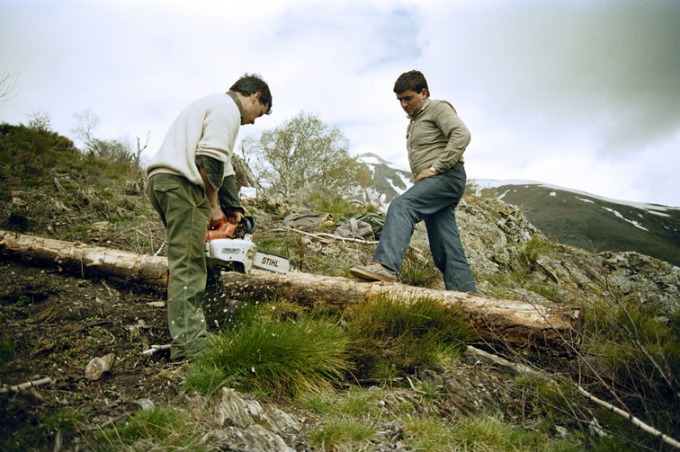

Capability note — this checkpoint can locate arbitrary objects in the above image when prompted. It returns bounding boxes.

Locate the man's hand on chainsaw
[226,209,244,226]
[209,205,226,229]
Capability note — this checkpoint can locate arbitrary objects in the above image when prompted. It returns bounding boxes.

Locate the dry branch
[0,377,53,394]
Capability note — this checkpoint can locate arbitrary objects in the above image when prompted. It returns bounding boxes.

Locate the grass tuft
[345,294,473,381]
[186,302,352,400]
[95,406,201,450]
[400,249,441,288]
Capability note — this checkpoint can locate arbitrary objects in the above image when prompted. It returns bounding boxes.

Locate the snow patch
[475,179,675,214]
[602,207,649,231]
[648,210,670,218]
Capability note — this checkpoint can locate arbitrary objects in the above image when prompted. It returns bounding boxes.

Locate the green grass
[41,408,88,436]
[345,295,473,381]
[403,415,581,451]
[0,339,17,363]
[302,390,383,450]
[300,386,381,417]
[186,303,352,400]
[307,416,376,450]
[95,406,203,450]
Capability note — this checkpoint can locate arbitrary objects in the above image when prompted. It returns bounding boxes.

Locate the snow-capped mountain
[357,152,411,205]
[476,181,680,267]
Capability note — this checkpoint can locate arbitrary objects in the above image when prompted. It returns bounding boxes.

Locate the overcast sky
[2,0,679,206]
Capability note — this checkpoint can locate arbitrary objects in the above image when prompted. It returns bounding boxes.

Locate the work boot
[349,262,398,282]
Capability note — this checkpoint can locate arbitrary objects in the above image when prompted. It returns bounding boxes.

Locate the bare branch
[0,70,20,106]
[0,377,53,393]
[577,385,680,450]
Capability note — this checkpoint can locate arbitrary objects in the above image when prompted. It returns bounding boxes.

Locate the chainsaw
[205,217,291,274]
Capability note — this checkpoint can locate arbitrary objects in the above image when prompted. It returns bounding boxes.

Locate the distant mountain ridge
[358,152,411,204]
[358,155,680,267]
[476,182,680,267]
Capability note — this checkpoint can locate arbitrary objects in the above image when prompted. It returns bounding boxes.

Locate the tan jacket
[406,98,470,176]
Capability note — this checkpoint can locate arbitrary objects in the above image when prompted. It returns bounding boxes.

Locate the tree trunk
[231,154,259,190]
[0,230,168,287]
[220,271,582,357]
[0,230,581,356]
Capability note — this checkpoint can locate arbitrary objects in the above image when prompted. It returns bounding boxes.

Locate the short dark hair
[393,70,430,97]
[230,73,273,114]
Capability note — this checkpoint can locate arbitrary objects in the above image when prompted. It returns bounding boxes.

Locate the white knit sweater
[146,93,241,187]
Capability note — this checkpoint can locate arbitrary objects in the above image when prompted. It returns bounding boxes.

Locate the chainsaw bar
[205,238,291,275]
[253,250,291,274]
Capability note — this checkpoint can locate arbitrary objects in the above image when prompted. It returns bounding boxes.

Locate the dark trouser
[147,173,210,359]
[372,163,477,293]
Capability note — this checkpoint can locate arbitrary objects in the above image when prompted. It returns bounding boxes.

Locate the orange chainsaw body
[206,219,239,241]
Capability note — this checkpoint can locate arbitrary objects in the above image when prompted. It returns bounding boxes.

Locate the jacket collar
[409,98,431,120]
[226,90,244,119]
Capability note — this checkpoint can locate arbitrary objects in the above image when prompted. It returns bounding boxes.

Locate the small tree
[71,108,136,165]
[26,109,52,132]
[243,112,372,201]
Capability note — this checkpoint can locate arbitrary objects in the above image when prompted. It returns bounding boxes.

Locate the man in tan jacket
[351,70,477,293]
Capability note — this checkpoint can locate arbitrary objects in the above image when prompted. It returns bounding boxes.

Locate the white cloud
[1,0,679,206]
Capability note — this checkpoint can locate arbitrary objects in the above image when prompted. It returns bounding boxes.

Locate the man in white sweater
[146,74,272,360]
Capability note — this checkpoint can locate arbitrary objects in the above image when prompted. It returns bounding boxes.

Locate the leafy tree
[242,112,372,201]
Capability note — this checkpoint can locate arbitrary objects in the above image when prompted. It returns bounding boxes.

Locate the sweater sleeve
[195,100,241,166]
[431,101,471,172]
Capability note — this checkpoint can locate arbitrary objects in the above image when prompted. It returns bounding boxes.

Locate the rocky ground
[0,256,538,451]
[2,192,679,450]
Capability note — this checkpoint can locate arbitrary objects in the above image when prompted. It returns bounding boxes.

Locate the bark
[220,271,582,356]
[0,230,581,356]
[232,154,259,190]
[0,230,168,287]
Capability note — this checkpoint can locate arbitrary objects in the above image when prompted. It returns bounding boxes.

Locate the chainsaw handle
[241,216,255,234]
[206,218,238,241]
[205,216,256,241]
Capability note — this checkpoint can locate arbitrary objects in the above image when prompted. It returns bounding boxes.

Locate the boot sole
[349,267,397,282]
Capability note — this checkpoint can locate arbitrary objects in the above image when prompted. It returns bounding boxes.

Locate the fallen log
[220,271,582,356]
[0,230,581,356]
[0,230,168,287]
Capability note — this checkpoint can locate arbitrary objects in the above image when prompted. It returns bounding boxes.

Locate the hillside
[477,182,680,267]
[357,152,412,205]
[1,124,680,450]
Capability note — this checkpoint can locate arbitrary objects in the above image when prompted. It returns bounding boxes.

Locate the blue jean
[372,162,477,293]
